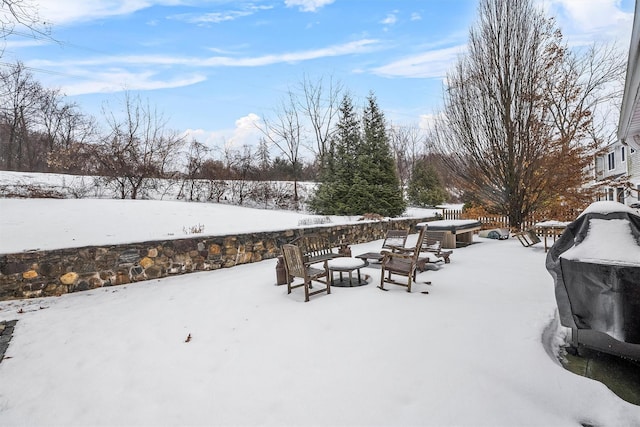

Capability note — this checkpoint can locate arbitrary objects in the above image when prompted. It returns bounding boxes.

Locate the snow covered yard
[0,222,639,425]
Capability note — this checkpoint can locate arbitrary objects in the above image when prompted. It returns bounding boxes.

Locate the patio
[0,235,638,426]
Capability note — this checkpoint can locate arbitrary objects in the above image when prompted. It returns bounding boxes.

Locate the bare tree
[295,74,343,164]
[257,90,303,206]
[226,145,255,205]
[0,61,98,173]
[1,0,52,57]
[1,0,47,34]
[433,0,620,229]
[39,87,98,173]
[544,42,625,148]
[179,139,210,201]
[0,61,42,170]
[95,92,185,199]
[388,124,425,189]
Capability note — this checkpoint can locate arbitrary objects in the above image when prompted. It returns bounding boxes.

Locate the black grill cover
[546,205,640,344]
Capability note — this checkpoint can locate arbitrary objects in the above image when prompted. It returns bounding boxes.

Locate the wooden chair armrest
[386,244,413,253]
[381,250,415,261]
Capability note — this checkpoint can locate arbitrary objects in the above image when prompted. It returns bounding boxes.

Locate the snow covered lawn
[0,198,362,253]
[1,208,639,425]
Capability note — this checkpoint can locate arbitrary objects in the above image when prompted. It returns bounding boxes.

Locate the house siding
[592,142,640,206]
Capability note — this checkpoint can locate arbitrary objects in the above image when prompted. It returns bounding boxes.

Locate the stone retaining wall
[0,217,435,301]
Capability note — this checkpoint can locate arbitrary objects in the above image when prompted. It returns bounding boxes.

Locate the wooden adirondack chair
[379,227,430,293]
[421,230,453,263]
[515,229,541,247]
[354,229,409,263]
[281,244,330,302]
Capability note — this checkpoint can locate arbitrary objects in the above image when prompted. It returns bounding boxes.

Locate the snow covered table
[534,220,569,252]
[327,257,369,287]
[417,219,482,249]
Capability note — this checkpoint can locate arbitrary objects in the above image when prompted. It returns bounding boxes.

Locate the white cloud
[170,5,273,25]
[36,0,158,25]
[37,1,274,27]
[284,0,335,13]
[25,38,380,97]
[410,12,422,21]
[4,39,49,49]
[381,13,397,25]
[419,112,444,131]
[542,0,629,30]
[55,69,206,95]
[182,128,223,148]
[372,44,466,79]
[173,10,248,24]
[201,39,380,66]
[30,39,381,69]
[536,0,633,46]
[228,113,262,147]
[182,113,262,150]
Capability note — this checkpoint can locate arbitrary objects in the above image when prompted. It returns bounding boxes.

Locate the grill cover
[546,203,640,344]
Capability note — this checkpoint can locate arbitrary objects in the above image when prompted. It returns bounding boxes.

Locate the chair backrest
[412,227,428,258]
[423,231,444,251]
[381,227,427,268]
[382,229,409,250]
[281,244,306,278]
[527,229,542,244]
[294,234,334,262]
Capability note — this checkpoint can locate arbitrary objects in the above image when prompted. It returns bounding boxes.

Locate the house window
[607,152,615,170]
[608,188,614,201]
[622,146,626,162]
[617,187,625,204]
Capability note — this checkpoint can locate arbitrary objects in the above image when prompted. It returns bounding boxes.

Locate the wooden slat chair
[294,234,341,267]
[382,229,409,250]
[379,227,430,293]
[421,231,453,264]
[281,244,330,302]
[514,229,541,247]
[355,229,409,263]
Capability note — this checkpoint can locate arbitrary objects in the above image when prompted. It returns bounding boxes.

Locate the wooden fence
[442,209,577,231]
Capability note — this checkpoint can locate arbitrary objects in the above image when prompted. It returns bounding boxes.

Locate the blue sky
[2,0,636,150]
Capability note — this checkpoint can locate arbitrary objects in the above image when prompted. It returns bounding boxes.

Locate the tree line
[0,61,445,211]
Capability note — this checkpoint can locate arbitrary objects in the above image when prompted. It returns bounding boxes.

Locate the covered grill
[546,201,640,359]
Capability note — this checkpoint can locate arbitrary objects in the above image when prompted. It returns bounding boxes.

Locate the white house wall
[598,142,628,179]
[618,3,640,151]
[629,148,640,205]
[600,0,640,206]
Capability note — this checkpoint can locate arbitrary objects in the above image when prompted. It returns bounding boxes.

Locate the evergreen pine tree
[309,92,406,217]
[407,160,448,207]
[354,93,406,217]
[308,94,360,215]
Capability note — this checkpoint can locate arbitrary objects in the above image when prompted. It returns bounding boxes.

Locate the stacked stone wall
[0,217,434,301]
